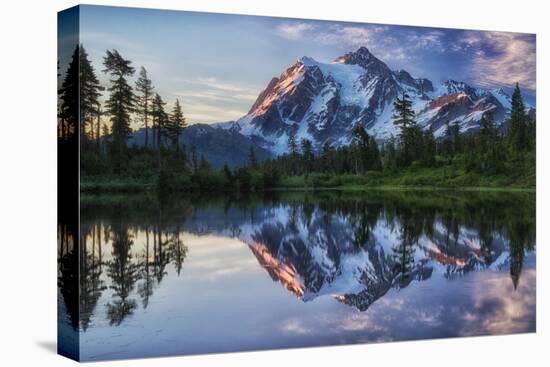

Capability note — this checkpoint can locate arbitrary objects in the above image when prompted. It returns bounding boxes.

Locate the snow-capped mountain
[217,46,533,155]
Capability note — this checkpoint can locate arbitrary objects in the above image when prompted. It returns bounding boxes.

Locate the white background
[0,0,546,366]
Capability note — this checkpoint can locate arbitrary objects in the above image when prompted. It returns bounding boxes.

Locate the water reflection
[58,190,536,359]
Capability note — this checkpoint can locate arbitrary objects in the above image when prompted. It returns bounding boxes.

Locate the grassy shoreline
[81,169,535,195]
[268,185,535,193]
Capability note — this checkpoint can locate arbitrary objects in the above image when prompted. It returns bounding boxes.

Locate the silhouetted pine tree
[102,49,136,174]
[135,66,154,148]
[58,45,79,140]
[383,136,397,171]
[166,99,186,151]
[151,93,168,171]
[190,145,198,172]
[508,83,528,152]
[352,126,370,173]
[422,128,436,166]
[79,45,103,145]
[369,136,382,170]
[288,132,299,174]
[392,92,415,130]
[301,139,314,174]
[392,92,418,166]
[321,142,334,173]
[152,93,168,144]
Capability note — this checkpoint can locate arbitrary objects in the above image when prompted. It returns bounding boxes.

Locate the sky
[73,5,536,125]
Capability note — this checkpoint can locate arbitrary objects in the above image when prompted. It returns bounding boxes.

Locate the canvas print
[58,5,536,362]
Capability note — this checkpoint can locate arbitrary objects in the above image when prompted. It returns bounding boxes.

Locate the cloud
[463,268,536,335]
[455,31,536,91]
[274,22,444,65]
[177,77,260,100]
[280,319,312,335]
[183,104,248,124]
[276,22,387,47]
[274,22,535,94]
[276,23,317,40]
[316,25,383,47]
[172,77,262,123]
[406,30,447,53]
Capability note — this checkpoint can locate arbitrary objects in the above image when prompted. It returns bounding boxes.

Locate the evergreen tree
[384,136,397,171]
[321,142,333,173]
[58,45,79,140]
[478,112,497,153]
[475,112,505,174]
[151,93,168,171]
[79,45,103,144]
[151,93,168,148]
[352,126,370,173]
[166,99,186,151]
[223,163,233,184]
[441,122,454,158]
[508,83,528,152]
[95,102,103,152]
[248,145,258,169]
[288,132,298,157]
[135,66,154,148]
[392,92,415,130]
[190,145,198,172]
[527,115,536,151]
[440,122,461,158]
[288,132,299,174]
[301,138,314,174]
[100,122,110,155]
[451,124,462,154]
[102,49,136,174]
[422,128,436,166]
[392,92,418,166]
[262,163,280,188]
[369,136,382,170]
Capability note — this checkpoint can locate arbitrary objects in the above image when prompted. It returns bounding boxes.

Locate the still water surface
[58,190,536,360]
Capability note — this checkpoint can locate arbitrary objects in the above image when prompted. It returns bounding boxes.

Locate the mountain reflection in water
[58,190,536,360]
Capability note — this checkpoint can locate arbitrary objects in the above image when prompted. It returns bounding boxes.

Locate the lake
[58,190,536,361]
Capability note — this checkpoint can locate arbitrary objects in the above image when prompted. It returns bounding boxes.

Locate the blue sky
[77,5,536,124]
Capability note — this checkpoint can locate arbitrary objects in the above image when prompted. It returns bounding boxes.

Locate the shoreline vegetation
[59,46,536,196]
[80,165,535,194]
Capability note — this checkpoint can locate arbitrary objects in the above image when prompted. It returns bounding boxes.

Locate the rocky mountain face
[217,46,532,155]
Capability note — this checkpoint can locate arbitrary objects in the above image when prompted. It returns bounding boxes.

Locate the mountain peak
[439,79,476,96]
[333,46,394,79]
[334,46,375,64]
[355,46,372,56]
[299,56,318,67]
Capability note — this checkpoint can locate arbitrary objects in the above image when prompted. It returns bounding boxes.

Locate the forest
[58,45,536,194]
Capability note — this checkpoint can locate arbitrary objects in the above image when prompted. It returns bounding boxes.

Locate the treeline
[266,85,535,178]
[58,45,284,194]
[57,46,179,187]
